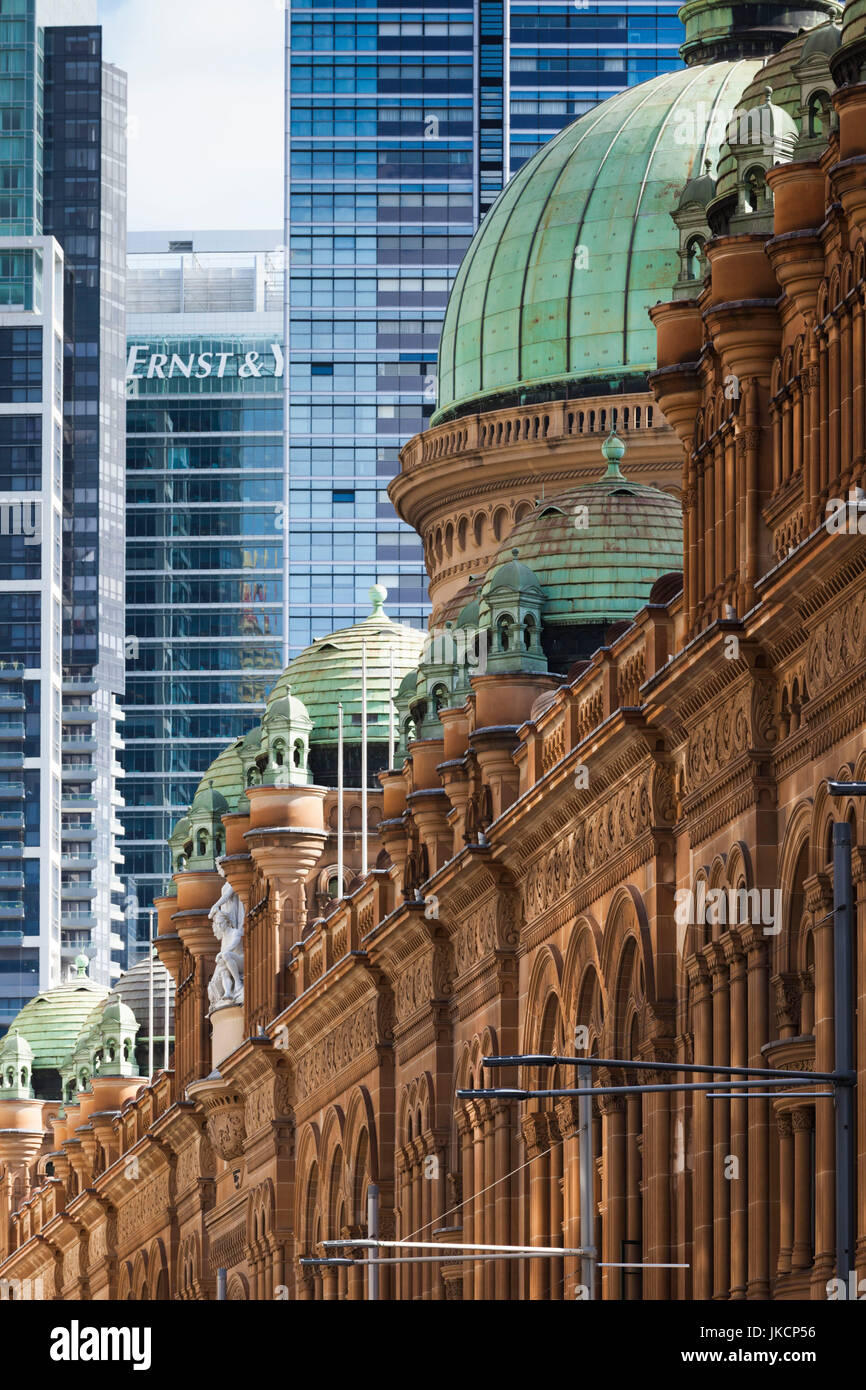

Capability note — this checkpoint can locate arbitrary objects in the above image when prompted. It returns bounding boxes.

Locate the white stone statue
[207,873,245,1011]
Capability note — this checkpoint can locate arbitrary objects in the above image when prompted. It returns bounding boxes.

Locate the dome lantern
[479,549,548,677]
[0,1028,34,1100]
[94,997,140,1079]
[187,779,229,870]
[261,684,314,788]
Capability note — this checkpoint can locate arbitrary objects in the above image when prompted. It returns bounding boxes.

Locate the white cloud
[99,0,284,231]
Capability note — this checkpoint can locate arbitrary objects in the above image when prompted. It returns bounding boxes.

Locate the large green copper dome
[434,59,763,424]
[6,966,109,1072]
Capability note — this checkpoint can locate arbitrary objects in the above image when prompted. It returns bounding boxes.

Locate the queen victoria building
[2,0,866,1303]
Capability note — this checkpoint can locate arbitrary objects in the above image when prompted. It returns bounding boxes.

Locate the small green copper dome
[801,19,842,60]
[267,587,425,746]
[6,971,110,1072]
[191,739,245,815]
[712,33,822,201]
[481,454,682,629]
[433,58,765,423]
[264,686,312,726]
[486,551,544,596]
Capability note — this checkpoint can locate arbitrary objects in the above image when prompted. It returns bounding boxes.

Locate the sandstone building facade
[1,0,866,1301]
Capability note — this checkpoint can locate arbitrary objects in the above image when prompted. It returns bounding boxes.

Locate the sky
[98,0,284,232]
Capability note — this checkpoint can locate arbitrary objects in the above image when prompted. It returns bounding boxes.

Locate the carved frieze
[117,1171,171,1247]
[295,996,380,1100]
[807,600,866,698]
[523,768,661,922]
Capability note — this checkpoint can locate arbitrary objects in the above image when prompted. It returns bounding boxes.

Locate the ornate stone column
[742,923,770,1298]
[688,955,713,1298]
[776,1111,794,1277]
[599,1090,626,1302]
[707,941,731,1299]
[493,1101,515,1301]
[807,872,835,1293]
[548,1111,564,1301]
[482,1107,496,1300]
[727,934,748,1299]
[471,1102,486,1301]
[555,1097,582,1301]
[792,1107,815,1272]
[521,1110,550,1301]
[457,1111,474,1301]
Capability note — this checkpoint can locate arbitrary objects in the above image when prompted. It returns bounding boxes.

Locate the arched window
[808,91,830,137]
[686,235,705,281]
[431,684,447,714]
[293,739,304,768]
[273,740,285,767]
[744,166,767,214]
[327,873,340,898]
[497,614,512,652]
[523,614,535,650]
[196,830,208,857]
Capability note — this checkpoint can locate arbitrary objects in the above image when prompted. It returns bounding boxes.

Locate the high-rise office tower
[283,2,683,657]
[122,232,285,962]
[0,0,127,1030]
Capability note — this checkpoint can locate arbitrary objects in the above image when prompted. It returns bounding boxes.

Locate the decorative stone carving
[207,873,245,1010]
[807,601,866,698]
[208,1108,246,1162]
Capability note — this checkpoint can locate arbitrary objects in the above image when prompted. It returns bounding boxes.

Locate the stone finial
[369,583,388,615]
[601,427,628,481]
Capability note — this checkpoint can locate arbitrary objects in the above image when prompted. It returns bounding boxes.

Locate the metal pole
[482,1054,841,1082]
[361,638,368,877]
[163,954,169,1071]
[833,818,855,1287]
[216,1267,227,1301]
[367,1183,379,1301]
[388,647,395,769]
[577,1060,595,1300]
[147,908,154,1078]
[337,700,344,895]
[459,1078,840,1100]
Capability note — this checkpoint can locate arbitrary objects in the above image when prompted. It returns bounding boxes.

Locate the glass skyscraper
[122,233,285,962]
[284,2,683,657]
[0,0,127,1030]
